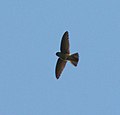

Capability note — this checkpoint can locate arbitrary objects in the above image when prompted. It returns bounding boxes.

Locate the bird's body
[56,52,70,61]
[55,31,79,79]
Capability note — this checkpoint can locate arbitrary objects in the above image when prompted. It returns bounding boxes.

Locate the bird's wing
[55,58,67,79]
[60,31,70,54]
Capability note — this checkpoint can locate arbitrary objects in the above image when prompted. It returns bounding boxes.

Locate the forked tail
[67,53,79,66]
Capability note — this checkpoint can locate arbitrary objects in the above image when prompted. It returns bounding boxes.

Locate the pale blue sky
[0,0,120,115]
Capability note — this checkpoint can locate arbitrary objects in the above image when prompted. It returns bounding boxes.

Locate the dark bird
[55,31,79,79]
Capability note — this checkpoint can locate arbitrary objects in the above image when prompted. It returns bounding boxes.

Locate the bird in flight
[55,31,79,79]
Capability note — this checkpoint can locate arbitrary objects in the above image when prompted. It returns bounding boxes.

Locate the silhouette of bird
[55,31,79,79]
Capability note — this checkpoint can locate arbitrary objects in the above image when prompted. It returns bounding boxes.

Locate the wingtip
[56,75,60,79]
[56,73,60,79]
[65,31,68,34]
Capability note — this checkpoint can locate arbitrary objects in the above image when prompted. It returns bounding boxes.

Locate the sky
[0,0,120,115]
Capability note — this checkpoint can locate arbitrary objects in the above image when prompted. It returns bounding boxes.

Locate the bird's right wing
[55,58,67,79]
[60,31,70,54]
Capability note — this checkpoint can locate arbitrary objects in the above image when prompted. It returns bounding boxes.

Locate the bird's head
[56,52,61,57]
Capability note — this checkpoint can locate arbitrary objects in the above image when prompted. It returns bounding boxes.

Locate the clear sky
[0,0,120,115]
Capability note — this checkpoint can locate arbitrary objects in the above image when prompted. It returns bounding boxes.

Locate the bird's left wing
[55,58,67,79]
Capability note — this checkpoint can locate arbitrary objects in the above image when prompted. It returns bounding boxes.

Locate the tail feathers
[67,53,79,66]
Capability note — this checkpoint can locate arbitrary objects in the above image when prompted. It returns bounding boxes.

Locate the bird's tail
[67,53,79,66]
